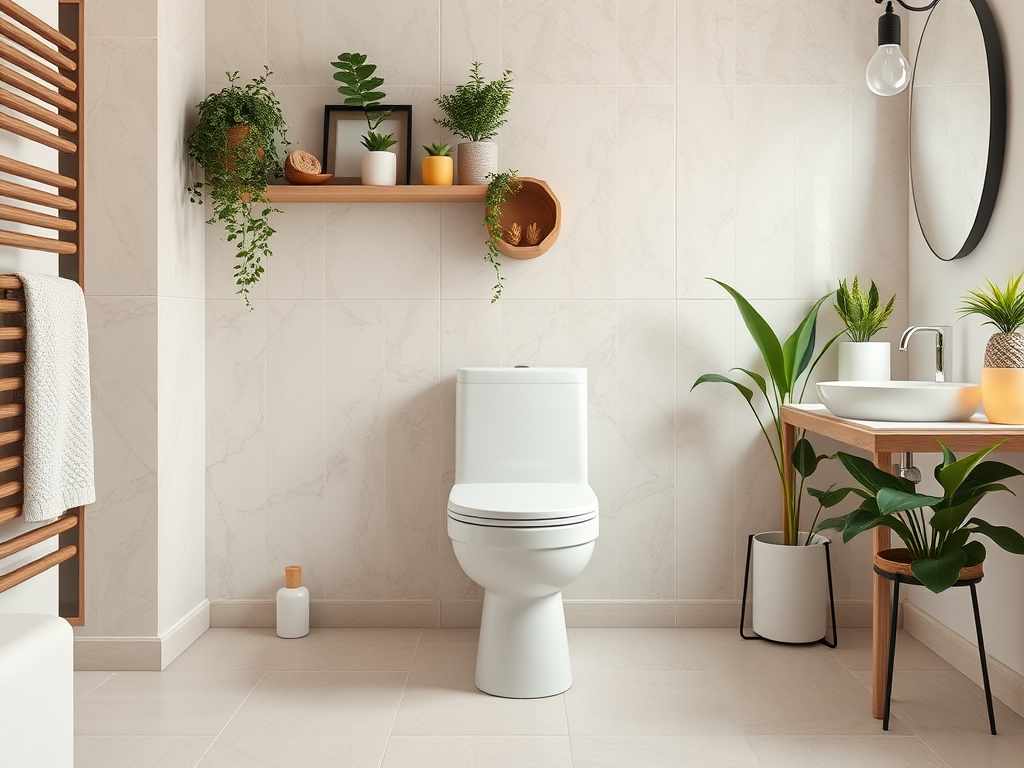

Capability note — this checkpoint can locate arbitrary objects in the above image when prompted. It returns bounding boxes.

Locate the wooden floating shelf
[264,183,487,204]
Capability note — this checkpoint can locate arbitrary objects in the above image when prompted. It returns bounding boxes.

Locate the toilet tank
[455,367,588,484]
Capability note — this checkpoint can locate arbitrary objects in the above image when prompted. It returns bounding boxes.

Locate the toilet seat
[447,482,599,528]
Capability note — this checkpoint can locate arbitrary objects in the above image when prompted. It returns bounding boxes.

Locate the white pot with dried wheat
[959,274,1024,425]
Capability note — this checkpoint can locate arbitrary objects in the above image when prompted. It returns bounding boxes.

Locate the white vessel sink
[816,381,982,422]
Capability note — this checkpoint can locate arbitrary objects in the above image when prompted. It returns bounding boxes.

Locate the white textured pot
[457,141,497,185]
[751,531,829,643]
[837,341,891,382]
[361,151,396,186]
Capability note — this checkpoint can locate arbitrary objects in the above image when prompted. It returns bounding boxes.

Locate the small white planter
[751,531,829,644]
[837,341,891,382]
[361,151,396,186]
[457,141,497,185]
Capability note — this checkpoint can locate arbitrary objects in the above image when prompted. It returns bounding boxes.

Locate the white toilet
[448,367,599,698]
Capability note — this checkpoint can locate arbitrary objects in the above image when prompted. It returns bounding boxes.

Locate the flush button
[514,364,529,368]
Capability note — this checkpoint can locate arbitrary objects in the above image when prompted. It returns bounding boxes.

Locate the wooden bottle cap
[285,565,302,589]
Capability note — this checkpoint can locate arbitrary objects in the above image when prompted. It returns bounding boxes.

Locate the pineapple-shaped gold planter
[960,274,1024,424]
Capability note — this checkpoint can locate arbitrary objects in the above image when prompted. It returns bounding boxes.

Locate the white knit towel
[15,273,95,523]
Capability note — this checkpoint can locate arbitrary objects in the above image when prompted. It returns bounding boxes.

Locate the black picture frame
[322,105,413,185]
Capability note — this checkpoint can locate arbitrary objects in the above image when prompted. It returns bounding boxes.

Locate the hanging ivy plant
[185,68,289,308]
[484,170,521,303]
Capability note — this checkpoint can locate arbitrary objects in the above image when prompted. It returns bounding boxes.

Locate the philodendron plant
[813,441,1024,593]
[692,280,842,546]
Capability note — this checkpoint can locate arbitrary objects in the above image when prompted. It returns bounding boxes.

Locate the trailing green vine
[185,68,289,309]
[484,170,521,303]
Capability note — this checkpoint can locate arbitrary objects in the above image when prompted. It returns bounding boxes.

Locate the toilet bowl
[448,368,599,698]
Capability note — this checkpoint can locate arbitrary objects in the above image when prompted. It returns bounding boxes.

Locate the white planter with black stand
[741,532,837,646]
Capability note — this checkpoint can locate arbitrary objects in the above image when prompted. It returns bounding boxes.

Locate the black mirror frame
[909,0,1007,262]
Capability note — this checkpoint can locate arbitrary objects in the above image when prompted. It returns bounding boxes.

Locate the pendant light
[865,0,940,97]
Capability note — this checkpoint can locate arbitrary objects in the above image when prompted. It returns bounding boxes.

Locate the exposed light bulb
[867,1,910,97]
[866,44,911,96]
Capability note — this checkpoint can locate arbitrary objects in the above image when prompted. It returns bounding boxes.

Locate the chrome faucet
[899,325,952,383]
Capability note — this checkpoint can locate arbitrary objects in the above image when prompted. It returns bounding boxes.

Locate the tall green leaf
[930,496,983,533]
[792,438,827,479]
[708,279,788,397]
[808,486,869,508]
[911,549,968,594]
[731,367,768,400]
[691,374,754,403]
[783,292,835,389]
[876,488,944,516]
[968,518,1024,554]
[836,452,913,495]
[936,440,1005,497]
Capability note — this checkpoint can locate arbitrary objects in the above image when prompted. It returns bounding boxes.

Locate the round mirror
[910,0,1006,261]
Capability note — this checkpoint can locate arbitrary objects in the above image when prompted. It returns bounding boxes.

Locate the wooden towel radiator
[0,0,84,624]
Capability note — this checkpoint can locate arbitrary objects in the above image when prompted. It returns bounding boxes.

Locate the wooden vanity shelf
[264,183,487,204]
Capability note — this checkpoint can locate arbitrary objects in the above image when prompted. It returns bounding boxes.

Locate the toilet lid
[447,483,599,523]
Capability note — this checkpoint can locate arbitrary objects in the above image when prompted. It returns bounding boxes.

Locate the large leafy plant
[692,280,841,545]
[186,69,288,308]
[813,442,1024,593]
[331,53,396,151]
[435,62,514,142]
[835,276,896,342]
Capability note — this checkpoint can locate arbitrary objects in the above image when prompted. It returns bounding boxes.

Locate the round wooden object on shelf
[491,177,560,260]
[285,151,332,184]
[874,548,984,581]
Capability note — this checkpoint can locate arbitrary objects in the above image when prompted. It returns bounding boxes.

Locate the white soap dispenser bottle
[276,565,309,638]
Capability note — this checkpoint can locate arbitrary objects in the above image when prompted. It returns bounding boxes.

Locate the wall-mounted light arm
[866,0,940,96]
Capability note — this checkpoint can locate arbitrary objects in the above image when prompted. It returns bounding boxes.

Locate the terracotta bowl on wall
[491,177,561,260]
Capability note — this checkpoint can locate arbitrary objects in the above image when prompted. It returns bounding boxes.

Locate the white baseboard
[904,601,1024,719]
[74,599,210,671]
[207,598,875,630]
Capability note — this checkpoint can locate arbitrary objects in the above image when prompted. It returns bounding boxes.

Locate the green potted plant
[331,52,397,186]
[958,273,1024,424]
[692,279,841,643]
[834,276,896,382]
[185,68,288,308]
[422,143,453,186]
[435,62,514,185]
[482,170,521,303]
[813,441,1024,592]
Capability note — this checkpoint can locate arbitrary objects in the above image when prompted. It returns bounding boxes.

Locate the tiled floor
[74,627,1024,767]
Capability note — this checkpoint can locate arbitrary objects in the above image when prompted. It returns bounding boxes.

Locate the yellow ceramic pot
[422,155,453,186]
[982,367,1024,424]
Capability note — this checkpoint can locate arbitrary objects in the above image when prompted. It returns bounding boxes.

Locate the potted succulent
[331,52,397,186]
[834,277,896,382]
[692,280,841,643]
[482,170,521,303]
[185,68,288,308]
[959,274,1024,424]
[422,143,453,186]
[435,62,514,185]
[813,441,1024,593]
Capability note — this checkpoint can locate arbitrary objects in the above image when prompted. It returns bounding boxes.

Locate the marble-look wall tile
[267,0,326,86]
[615,300,675,599]
[617,87,675,299]
[206,300,268,601]
[326,204,385,299]
[325,301,386,599]
[441,0,501,85]
[734,86,795,300]
[159,0,205,73]
[794,86,855,300]
[558,0,616,85]
[376,86,445,186]
[88,0,156,37]
[440,300,501,599]
[272,86,328,160]
[82,298,159,637]
[502,0,559,85]
[385,204,441,299]
[86,38,158,296]
[557,87,618,299]
[677,86,735,298]
[267,302,326,597]
[440,203,495,300]
[677,300,736,600]
[205,219,266,303]
[618,0,674,85]
[385,300,441,599]
[157,298,207,633]
[385,0,440,85]
[266,204,326,300]
[206,0,265,87]
[502,300,559,367]
[677,0,735,86]
[326,0,385,84]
